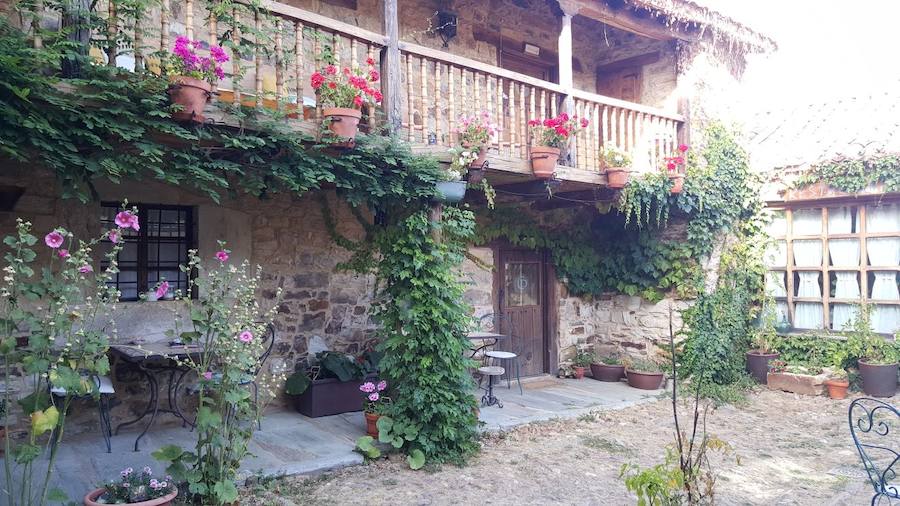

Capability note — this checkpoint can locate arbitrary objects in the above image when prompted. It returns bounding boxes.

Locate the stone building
[0,0,777,433]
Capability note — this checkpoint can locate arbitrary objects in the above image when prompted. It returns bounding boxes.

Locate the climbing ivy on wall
[0,19,479,468]
[793,153,900,194]
[477,123,761,302]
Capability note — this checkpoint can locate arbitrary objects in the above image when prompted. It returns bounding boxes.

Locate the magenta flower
[155,280,169,300]
[143,466,152,475]
[58,249,70,259]
[376,380,387,392]
[78,264,93,274]
[210,45,229,63]
[359,381,375,393]
[108,229,119,244]
[368,392,379,402]
[215,250,229,262]
[203,371,213,380]
[45,231,64,249]
[115,211,140,231]
[239,330,253,343]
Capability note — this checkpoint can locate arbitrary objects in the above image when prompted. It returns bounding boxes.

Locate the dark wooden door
[597,66,643,103]
[497,249,547,376]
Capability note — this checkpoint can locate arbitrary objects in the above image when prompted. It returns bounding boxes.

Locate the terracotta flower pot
[168,76,211,123]
[858,360,899,398]
[573,366,585,379]
[590,363,625,382]
[668,173,684,194]
[605,167,628,189]
[464,144,488,170]
[84,488,178,506]
[530,146,560,179]
[626,369,664,390]
[322,107,362,141]
[365,412,380,438]
[824,379,850,400]
[746,351,779,384]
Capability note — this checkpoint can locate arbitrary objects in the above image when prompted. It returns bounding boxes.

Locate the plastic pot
[84,488,178,506]
[322,107,362,141]
[590,363,625,382]
[625,369,664,390]
[746,351,779,384]
[605,167,628,189]
[530,146,560,179]
[168,76,211,123]
[858,360,898,398]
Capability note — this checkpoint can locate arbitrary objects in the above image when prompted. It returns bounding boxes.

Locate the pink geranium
[359,381,376,393]
[239,330,253,343]
[45,231,64,249]
[170,35,229,84]
[155,280,169,300]
[215,250,229,262]
[376,380,387,392]
[58,249,70,259]
[78,264,93,274]
[367,392,379,402]
[108,229,119,244]
[115,211,140,231]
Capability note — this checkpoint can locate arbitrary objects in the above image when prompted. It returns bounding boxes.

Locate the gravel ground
[243,389,887,505]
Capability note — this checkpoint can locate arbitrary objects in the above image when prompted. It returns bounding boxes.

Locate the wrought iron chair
[848,397,900,504]
[50,375,115,453]
[477,313,523,395]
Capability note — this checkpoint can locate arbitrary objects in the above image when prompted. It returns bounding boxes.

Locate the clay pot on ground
[590,363,625,382]
[605,167,628,189]
[84,488,178,506]
[572,366,586,379]
[625,369,664,390]
[530,146,560,179]
[669,173,684,194]
[322,107,362,142]
[745,351,780,384]
[824,379,850,400]
[168,76,211,123]
[858,360,899,398]
[364,412,380,438]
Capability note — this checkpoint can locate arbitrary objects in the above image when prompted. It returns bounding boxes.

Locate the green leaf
[213,480,238,503]
[355,435,381,459]
[46,488,68,502]
[30,406,59,435]
[196,406,222,429]
[13,443,41,464]
[284,372,311,395]
[151,444,185,462]
[407,449,425,470]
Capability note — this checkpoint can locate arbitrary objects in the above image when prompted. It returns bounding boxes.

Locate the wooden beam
[579,4,695,42]
[381,0,402,132]
[597,51,660,73]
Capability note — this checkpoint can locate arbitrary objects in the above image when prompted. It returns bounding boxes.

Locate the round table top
[478,365,505,376]
[485,350,517,359]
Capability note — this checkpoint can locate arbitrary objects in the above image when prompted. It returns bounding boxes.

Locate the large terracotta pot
[669,173,684,194]
[365,412,380,438]
[529,146,560,179]
[590,363,625,382]
[858,360,899,398]
[168,76,211,123]
[824,379,850,400]
[605,167,628,189]
[322,107,362,141]
[746,351,779,384]
[625,369,664,390]
[84,488,178,506]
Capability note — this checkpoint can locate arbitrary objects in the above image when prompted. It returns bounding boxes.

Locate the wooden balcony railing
[25,0,684,177]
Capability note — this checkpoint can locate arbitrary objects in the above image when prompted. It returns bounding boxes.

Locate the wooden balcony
[26,0,685,188]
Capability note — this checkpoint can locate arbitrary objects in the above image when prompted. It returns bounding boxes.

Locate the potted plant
[572,350,592,379]
[84,466,177,506]
[600,145,631,189]
[824,369,850,400]
[452,112,498,179]
[527,113,587,179]
[285,349,380,417]
[590,355,626,382]
[360,379,390,438]
[663,144,689,194]
[166,36,229,123]
[846,304,899,398]
[766,360,828,396]
[434,158,468,204]
[746,306,780,384]
[311,58,382,144]
[625,358,665,390]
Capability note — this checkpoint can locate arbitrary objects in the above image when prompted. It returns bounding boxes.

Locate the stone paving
[3,377,659,501]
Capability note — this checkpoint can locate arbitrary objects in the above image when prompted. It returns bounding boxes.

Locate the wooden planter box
[767,371,828,396]
[292,376,372,418]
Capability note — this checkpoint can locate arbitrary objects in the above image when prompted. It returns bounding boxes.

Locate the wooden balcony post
[381,0,402,133]
[557,0,578,115]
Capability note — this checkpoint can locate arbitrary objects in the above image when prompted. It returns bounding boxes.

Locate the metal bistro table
[467,331,508,407]
[110,342,203,451]
[466,331,507,358]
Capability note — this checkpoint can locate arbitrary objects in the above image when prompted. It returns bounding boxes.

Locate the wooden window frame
[768,199,900,334]
[101,202,196,302]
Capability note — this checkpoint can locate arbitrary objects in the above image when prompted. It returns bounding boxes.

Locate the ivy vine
[793,153,900,194]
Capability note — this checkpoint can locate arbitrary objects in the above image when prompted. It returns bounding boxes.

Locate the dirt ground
[243,389,884,505]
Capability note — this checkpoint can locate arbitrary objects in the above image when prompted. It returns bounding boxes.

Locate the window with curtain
[765,203,900,334]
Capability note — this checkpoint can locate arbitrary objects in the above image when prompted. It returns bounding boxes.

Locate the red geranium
[311,59,382,109]
[529,113,588,149]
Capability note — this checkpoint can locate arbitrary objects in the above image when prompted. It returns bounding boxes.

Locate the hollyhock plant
[114,210,140,231]
[155,280,170,300]
[168,35,229,84]
[44,230,64,249]
[239,330,253,343]
[215,250,229,262]
[310,59,382,109]
[528,112,587,149]
[361,378,391,415]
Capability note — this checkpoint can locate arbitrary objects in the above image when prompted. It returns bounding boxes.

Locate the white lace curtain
[766,271,787,298]
[793,209,822,235]
[867,204,900,333]
[829,211,861,329]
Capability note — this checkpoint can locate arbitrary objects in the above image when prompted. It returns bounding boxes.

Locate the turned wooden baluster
[508,80,516,155]
[486,76,493,132]
[314,30,321,119]
[519,82,526,157]
[332,32,340,68]
[669,119,678,154]
[609,107,618,149]
[133,13,142,71]
[473,72,481,114]
[184,0,193,40]
[496,77,504,151]
[294,21,303,112]
[406,53,415,142]
[539,90,546,120]
[460,69,468,120]
[434,60,442,145]
[107,0,117,66]
[448,66,456,143]
[420,56,428,142]
[161,0,170,53]
[31,0,42,49]
[600,105,609,149]
[550,92,557,118]
[254,13,262,107]
[275,19,285,106]
[208,9,217,91]
[231,9,241,105]
[592,103,601,170]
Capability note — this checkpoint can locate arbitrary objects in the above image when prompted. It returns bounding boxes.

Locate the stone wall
[0,167,376,436]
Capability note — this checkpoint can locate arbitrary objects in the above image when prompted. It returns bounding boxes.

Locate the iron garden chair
[848,397,900,504]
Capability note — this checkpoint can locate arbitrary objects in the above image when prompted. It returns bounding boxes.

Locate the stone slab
[767,372,827,396]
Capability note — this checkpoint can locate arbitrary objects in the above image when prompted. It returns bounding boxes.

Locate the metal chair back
[252,323,276,377]
[848,397,900,502]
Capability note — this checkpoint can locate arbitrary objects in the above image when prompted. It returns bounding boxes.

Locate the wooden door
[597,66,642,103]
[497,249,547,376]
